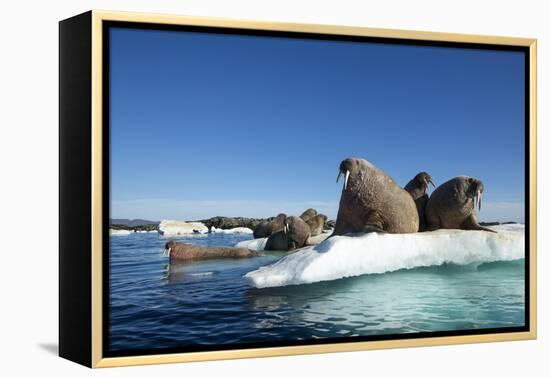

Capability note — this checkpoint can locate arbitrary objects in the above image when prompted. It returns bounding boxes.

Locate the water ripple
[109,233,525,352]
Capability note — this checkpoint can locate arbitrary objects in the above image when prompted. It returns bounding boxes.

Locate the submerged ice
[236,237,268,251]
[245,224,525,288]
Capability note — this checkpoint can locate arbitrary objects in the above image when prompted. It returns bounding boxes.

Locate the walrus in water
[265,216,311,251]
[425,176,496,233]
[299,208,317,222]
[164,240,259,261]
[333,158,419,235]
[306,214,328,236]
[253,213,287,239]
[404,172,435,231]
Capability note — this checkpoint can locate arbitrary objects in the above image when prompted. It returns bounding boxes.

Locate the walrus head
[466,177,484,211]
[163,240,178,256]
[273,213,287,222]
[300,208,317,222]
[283,216,310,250]
[336,158,373,190]
[414,172,435,193]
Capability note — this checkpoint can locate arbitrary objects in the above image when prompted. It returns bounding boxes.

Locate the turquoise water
[109,232,525,353]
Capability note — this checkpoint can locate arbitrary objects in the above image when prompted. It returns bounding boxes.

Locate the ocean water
[109,232,525,353]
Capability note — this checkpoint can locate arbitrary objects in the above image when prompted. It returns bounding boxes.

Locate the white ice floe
[245,225,525,288]
[109,229,132,236]
[236,237,268,251]
[307,230,333,245]
[158,220,209,236]
[210,227,254,234]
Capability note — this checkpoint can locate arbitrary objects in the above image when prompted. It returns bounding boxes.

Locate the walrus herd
[262,211,328,252]
[167,208,330,261]
[165,156,494,262]
[333,157,494,235]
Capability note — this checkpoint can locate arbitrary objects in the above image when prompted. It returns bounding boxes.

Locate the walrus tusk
[284,224,288,234]
[336,170,350,190]
[163,247,171,257]
[429,179,435,188]
[478,190,482,211]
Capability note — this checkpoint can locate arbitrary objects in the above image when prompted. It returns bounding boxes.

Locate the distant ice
[245,225,525,288]
[158,220,209,236]
[109,229,132,236]
[210,227,253,234]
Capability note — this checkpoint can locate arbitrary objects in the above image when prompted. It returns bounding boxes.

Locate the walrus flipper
[424,221,440,232]
[424,206,441,231]
[462,216,498,233]
[469,223,498,233]
[360,224,386,234]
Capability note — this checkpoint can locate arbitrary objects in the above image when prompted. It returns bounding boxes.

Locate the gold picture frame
[59,10,537,368]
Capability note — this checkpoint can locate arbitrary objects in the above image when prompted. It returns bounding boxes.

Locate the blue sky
[110,27,525,222]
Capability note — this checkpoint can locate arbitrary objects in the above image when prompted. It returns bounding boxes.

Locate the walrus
[163,240,259,261]
[306,214,328,236]
[299,208,317,222]
[333,158,419,235]
[425,176,496,233]
[264,216,310,251]
[404,172,435,231]
[286,216,311,250]
[264,230,289,251]
[253,213,287,239]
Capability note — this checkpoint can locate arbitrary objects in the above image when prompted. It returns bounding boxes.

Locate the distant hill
[110,218,159,227]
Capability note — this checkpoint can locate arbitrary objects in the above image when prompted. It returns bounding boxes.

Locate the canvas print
[107,25,527,355]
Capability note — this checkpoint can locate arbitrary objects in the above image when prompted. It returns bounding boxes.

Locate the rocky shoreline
[479,221,519,226]
[196,216,275,231]
[110,216,281,233]
[109,223,159,232]
[109,217,519,233]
